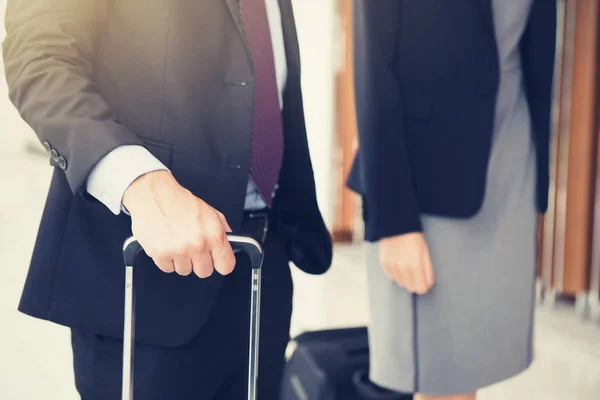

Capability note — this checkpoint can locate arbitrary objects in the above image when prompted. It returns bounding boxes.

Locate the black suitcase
[280,327,413,400]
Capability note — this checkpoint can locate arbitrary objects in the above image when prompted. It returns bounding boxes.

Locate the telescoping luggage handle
[121,234,264,400]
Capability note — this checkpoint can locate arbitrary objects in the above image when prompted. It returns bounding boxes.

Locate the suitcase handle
[123,233,264,269]
[121,234,263,400]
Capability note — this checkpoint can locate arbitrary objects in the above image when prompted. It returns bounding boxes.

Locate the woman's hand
[379,232,435,295]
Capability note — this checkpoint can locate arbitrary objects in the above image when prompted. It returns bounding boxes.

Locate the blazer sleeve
[352,0,422,241]
[2,0,145,195]
[520,0,557,213]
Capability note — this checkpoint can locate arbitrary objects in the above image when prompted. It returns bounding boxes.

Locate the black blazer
[347,0,556,241]
[3,0,332,347]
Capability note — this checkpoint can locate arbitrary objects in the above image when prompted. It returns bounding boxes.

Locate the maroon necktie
[239,0,285,208]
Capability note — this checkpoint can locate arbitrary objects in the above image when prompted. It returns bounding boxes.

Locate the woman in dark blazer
[348,1,556,399]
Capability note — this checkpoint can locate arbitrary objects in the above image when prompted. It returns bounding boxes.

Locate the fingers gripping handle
[122,233,264,268]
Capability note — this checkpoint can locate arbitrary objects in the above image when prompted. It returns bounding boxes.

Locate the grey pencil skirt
[365,96,538,396]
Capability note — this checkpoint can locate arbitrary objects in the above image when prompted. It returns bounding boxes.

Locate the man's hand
[122,170,235,278]
[379,232,435,295]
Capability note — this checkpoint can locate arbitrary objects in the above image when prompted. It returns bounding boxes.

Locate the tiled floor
[1,20,600,399]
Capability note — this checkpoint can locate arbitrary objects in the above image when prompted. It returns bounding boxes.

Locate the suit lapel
[223,0,252,58]
[477,0,495,39]
[277,0,301,78]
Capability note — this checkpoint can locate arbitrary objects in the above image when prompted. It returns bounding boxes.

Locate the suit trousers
[70,214,293,400]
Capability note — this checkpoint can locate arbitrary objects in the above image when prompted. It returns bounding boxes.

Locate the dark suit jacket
[347,0,556,241]
[3,0,332,347]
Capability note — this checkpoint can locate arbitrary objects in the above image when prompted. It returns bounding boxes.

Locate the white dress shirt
[87,0,288,215]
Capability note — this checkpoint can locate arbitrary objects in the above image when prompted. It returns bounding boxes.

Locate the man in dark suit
[3,0,332,398]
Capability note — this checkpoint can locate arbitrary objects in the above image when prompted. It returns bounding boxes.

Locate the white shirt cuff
[86,145,170,215]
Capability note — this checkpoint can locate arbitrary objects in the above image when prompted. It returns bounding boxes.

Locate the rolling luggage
[121,234,264,400]
[281,327,413,400]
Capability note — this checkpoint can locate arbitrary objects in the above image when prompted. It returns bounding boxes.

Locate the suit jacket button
[58,156,67,170]
[43,141,51,153]
[50,149,59,161]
